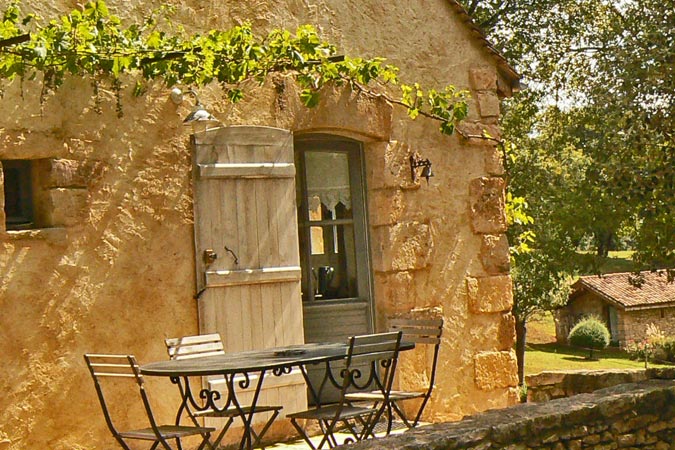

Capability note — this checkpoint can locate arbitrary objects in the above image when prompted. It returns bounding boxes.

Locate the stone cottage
[556,270,675,347]
[0,1,519,448]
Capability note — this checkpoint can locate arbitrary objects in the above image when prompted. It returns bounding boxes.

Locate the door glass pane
[304,152,353,220]
[310,224,357,299]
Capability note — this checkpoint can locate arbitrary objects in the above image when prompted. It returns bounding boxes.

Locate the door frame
[294,133,375,335]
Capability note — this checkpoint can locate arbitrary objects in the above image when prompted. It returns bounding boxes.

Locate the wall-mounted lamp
[170,87,221,130]
[410,153,434,184]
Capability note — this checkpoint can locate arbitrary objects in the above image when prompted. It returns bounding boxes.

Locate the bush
[661,338,675,363]
[625,325,675,366]
[568,316,610,359]
[625,340,649,361]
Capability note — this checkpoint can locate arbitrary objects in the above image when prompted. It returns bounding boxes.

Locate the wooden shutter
[192,125,306,418]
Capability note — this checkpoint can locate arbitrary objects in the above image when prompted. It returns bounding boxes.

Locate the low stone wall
[344,379,675,449]
[526,368,675,403]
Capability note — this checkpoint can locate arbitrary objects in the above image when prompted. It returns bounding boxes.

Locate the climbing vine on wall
[0,0,468,133]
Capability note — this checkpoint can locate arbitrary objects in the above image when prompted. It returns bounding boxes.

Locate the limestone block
[484,145,505,176]
[368,188,404,227]
[372,222,432,272]
[465,97,480,121]
[469,177,507,234]
[568,439,582,450]
[365,141,413,190]
[466,275,513,313]
[457,121,502,145]
[469,67,498,91]
[525,371,568,387]
[44,188,88,227]
[474,351,518,390]
[0,166,5,232]
[480,234,510,274]
[374,271,416,313]
[38,159,84,188]
[476,92,500,118]
[498,313,516,350]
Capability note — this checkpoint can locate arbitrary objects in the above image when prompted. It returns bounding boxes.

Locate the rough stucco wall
[0,1,516,448]
[0,77,200,449]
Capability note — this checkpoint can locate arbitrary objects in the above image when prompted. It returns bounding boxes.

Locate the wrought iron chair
[84,353,214,450]
[164,333,282,449]
[345,317,443,431]
[288,331,403,449]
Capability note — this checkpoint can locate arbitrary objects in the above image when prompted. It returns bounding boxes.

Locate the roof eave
[445,0,521,95]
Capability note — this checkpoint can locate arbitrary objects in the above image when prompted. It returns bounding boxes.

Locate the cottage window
[2,160,34,230]
[295,136,372,304]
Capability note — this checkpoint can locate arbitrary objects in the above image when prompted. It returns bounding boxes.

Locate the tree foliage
[460,0,674,381]
[0,1,468,132]
[464,0,674,268]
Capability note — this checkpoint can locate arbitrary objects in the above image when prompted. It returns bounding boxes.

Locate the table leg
[227,370,268,450]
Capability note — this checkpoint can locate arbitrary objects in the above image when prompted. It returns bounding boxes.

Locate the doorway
[294,135,374,343]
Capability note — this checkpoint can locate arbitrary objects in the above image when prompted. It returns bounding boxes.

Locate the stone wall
[556,292,675,347]
[0,1,517,448]
[345,379,675,450]
[525,369,657,403]
[622,307,675,346]
[555,293,609,344]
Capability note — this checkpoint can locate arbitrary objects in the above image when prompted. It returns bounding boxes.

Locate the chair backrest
[165,333,225,360]
[389,317,443,391]
[84,354,161,439]
[343,331,403,396]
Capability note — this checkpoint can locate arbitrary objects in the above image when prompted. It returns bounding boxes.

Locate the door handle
[203,249,218,265]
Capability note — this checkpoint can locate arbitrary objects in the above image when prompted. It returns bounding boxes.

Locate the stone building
[0,1,519,448]
[556,271,675,347]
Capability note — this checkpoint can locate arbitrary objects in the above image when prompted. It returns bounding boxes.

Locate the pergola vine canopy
[0,0,469,134]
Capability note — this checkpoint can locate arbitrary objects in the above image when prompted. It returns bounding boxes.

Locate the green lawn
[524,342,669,375]
[576,250,637,273]
[521,252,674,375]
[524,311,670,375]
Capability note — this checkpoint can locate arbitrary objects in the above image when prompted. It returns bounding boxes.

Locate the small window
[2,160,34,230]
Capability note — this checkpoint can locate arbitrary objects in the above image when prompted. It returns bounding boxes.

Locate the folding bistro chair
[288,331,402,450]
[84,354,214,450]
[164,333,282,449]
[345,317,443,431]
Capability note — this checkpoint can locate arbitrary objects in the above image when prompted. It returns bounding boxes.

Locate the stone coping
[343,379,675,449]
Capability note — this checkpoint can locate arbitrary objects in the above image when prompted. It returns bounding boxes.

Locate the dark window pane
[309,224,357,299]
[2,160,33,228]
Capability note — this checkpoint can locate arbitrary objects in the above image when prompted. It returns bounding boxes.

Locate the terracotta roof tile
[573,271,675,310]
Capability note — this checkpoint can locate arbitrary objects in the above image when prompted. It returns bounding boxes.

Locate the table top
[140,341,414,377]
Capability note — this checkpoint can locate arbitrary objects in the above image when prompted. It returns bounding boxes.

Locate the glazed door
[295,136,374,402]
[295,136,374,342]
[192,126,306,418]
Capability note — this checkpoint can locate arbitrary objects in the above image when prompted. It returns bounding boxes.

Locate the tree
[461,0,675,382]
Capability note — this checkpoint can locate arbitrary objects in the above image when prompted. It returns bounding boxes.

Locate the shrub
[626,326,675,366]
[568,316,610,359]
[661,337,675,362]
[625,340,648,361]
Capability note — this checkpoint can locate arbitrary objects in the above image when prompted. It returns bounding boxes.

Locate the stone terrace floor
[267,420,411,449]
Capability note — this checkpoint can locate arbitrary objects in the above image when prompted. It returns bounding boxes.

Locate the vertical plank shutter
[192,125,306,419]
